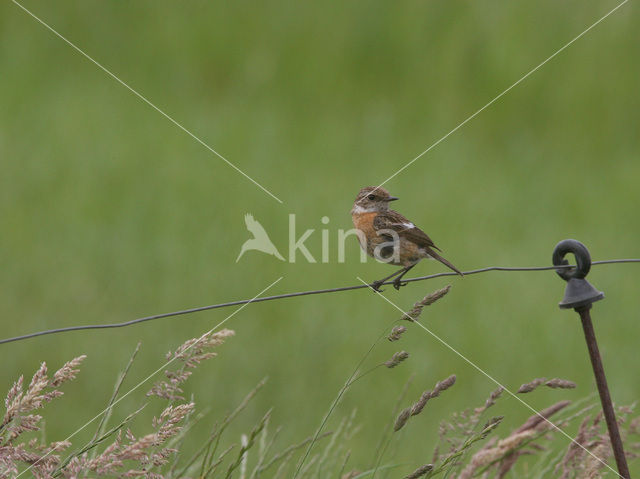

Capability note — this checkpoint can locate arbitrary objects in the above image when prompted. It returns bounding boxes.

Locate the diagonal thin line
[375,0,629,191]
[18,276,283,477]
[356,277,622,478]
[11,0,283,204]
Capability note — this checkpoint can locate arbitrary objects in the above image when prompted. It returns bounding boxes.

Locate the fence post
[552,239,630,479]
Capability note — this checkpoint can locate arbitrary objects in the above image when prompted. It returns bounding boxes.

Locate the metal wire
[1,259,638,346]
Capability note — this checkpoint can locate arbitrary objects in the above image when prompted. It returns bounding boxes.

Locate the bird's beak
[386,196,399,202]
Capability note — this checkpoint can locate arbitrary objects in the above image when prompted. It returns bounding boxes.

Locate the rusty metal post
[553,239,630,479]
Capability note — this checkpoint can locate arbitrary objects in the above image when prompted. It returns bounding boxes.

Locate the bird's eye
[367,194,375,200]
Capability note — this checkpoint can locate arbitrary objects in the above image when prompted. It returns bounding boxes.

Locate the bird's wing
[373,210,441,251]
[245,213,267,237]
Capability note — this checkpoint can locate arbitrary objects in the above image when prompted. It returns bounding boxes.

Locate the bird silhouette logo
[236,214,285,262]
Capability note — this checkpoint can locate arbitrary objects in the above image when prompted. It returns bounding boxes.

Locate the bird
[236,213,285,262]
[350,186,463,291]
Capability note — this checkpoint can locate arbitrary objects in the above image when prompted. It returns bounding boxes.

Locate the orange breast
[352,211,380,258]
[352,212,378,237]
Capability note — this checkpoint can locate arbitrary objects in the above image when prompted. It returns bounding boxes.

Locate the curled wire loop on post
[553,239,592,281]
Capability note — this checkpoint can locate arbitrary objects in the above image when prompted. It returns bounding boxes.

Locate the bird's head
[352,186,399,213]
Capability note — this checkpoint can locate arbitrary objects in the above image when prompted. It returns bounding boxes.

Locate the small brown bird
[351,186,463,290]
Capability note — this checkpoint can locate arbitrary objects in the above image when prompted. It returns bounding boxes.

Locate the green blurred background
[1,0,639,475]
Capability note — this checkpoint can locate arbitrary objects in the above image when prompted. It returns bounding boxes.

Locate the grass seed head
[388,326,408,342]
[402,285,451,321]
[405,463,433,479]
[517,377,547,393]
[394,407,412,431]
[385,351,409,368]
[545,378,577,390]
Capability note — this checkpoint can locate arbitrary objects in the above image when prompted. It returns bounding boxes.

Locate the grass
[1,0,639,474]
[2,301,638,477]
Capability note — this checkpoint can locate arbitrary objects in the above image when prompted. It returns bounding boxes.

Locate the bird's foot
[393,278,408,290]
[369,280,385,292]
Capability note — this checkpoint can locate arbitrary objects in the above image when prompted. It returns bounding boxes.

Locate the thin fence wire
[14,277,284,478]
[1,259,638,346]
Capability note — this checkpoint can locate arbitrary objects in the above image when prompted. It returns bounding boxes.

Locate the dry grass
[2,287,639,478]
[401,285,452,322]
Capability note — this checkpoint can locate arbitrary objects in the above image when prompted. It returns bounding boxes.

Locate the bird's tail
[428,249,464,276]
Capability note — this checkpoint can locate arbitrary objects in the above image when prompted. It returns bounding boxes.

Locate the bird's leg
[393,264,416,290]
[369,267,407,292]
